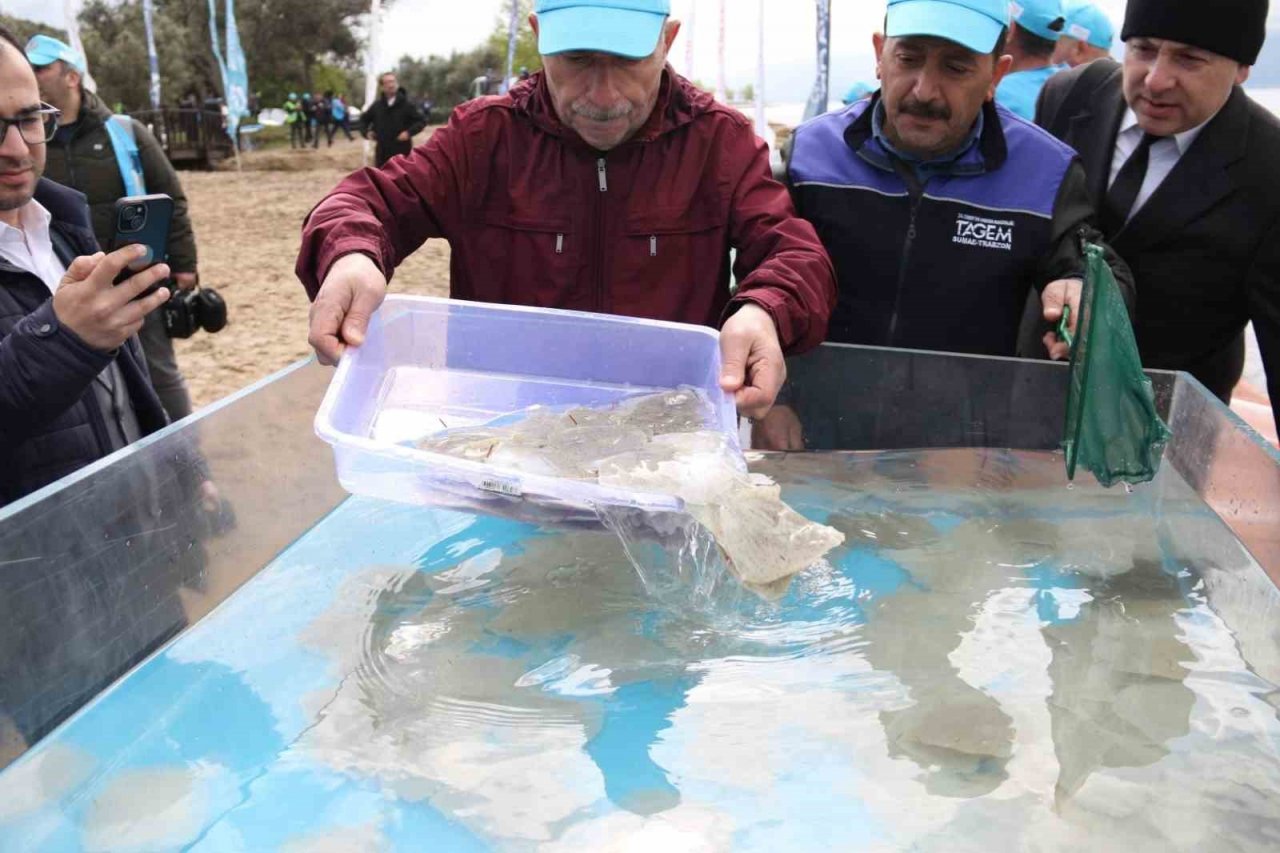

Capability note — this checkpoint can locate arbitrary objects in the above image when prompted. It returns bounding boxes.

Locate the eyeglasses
[0,103,62,146]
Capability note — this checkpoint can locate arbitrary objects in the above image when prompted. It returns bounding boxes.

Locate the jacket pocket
[614,207,730,322]
[468,211,586,309]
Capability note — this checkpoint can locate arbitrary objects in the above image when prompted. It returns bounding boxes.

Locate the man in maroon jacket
[295,0,836,418]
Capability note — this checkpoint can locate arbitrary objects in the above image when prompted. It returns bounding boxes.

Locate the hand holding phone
[109,194,174,292]
[52,246,172,351]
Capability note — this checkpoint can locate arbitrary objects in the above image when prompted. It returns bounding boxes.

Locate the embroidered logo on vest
[953,212,1015,252]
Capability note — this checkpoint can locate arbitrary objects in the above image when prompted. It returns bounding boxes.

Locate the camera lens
[121,205,146,232]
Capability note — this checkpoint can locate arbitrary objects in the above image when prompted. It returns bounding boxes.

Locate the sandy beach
[174,134,449,409]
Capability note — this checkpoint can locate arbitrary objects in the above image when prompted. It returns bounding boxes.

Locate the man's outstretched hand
[308,253,388,365]
[720,303,786,420]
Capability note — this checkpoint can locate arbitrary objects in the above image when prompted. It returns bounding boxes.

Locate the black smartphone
[109,194,174,291]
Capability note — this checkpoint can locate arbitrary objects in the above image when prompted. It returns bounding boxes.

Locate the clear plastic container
[315,296,739,526]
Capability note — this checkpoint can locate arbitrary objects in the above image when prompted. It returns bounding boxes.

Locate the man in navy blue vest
[760,0,1131,449]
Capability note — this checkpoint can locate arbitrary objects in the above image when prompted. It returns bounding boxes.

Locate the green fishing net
[1062,243,1172,487]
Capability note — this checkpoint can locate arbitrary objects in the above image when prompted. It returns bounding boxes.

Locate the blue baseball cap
[885,0,1010,55]
[1060,1,1113,50]
[534,0,670,59]
[24,35,85,72]
[1009,0,1066,42]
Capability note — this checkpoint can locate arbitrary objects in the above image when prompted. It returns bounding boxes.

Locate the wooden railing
[131,108,236,169]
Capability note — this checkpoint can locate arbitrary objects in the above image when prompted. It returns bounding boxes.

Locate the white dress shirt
[0,199,66,293]
[1108,108,1211,223]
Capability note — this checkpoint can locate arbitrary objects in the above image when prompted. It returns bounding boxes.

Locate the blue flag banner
[205,0,250,141]
[206,0,228,84]
[225,0,250,136]
[803,0,831,121]
[142,0,162,111]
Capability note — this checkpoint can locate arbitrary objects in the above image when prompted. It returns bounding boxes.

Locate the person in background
[841,81,874,105]
[284,92,304,148]
[994,0,1066,120]
[770,0,1131,449]
[300,92,315,144]
[1035,0,1280,433]
[27,34,201,423]
[298,0,837,421]
[1051,1,1115,68]
[329,91,354,140]
[312,90,333,148]
[359,71,427,168]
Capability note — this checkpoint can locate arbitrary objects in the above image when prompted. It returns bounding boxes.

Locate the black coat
[359,87,427,166]
[1036,60,1280,432]
[0,179,171,505]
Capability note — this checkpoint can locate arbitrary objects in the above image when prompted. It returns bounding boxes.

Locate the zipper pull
[597,158,608,192]
[649,235,657,257]
[556,234,564,254]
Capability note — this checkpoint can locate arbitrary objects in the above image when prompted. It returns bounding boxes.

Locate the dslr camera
[162,286,227,339]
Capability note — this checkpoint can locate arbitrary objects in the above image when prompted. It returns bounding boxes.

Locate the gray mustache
[571,102,633,122]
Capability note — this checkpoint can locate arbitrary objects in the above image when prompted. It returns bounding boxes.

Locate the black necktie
[1102,132,1159,236]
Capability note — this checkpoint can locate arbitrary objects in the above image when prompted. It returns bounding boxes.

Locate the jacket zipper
[887,192,921,346]
[593,157,608,311]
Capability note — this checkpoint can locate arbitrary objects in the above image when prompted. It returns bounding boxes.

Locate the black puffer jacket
[0,179,169,504]
[41,91,198,275]
[359,86,427,163]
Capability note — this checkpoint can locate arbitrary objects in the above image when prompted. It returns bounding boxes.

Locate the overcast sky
[9,0,1277,102]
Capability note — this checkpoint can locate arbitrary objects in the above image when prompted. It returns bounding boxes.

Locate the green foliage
[394,46,503,117]
[390,0,544,121]
[740,83,755,103]
[73,0,376,113]
[486,0,541,80]
[309,63,353,98]
[0,14,68,45]
[80,0,211,113]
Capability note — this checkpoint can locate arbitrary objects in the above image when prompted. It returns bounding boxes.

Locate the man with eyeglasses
[0,26,174,504]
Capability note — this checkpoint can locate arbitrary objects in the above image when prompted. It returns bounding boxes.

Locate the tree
[394,44,504,116]
[485,0,541,82]
[79,1,211,112]
[74,0,381,112]
[0,14,68,45]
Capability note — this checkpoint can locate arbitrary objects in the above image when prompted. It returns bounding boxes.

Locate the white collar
[0,199,53,244]
[1118,107,1214,155]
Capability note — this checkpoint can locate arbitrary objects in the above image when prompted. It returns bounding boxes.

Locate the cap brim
[537,6,666,59]
[886,1,1006,54]
[25,48,61,67]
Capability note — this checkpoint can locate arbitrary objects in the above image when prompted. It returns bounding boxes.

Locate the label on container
[479,478,523,498]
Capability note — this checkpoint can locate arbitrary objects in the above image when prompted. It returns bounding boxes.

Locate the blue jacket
[787,96,1133,355]
[0,179,169,505]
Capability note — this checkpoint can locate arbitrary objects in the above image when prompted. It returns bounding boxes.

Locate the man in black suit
[1035,0,1280,433]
